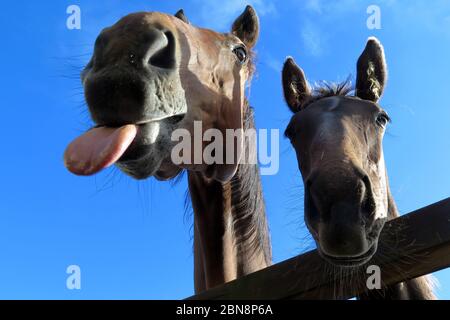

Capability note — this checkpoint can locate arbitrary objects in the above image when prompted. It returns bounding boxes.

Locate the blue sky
[0,0,449,299]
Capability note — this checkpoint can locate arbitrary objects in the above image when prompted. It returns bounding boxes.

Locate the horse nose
[306,167,370,219]
[305,169,374,257]
[139,27,177,70]
[318,202,369,258]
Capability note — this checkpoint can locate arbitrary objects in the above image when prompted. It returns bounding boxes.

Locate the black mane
[302,79,354,110]
[230,102,272,267]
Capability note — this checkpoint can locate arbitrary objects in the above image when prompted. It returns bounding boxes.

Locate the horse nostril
[148,31,176,69]
[361,174,369,186]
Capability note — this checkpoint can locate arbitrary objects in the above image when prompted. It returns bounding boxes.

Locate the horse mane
[226,50,272,265]
[302,79,354,110]
[247,50,257,80]
[230,101,272,266]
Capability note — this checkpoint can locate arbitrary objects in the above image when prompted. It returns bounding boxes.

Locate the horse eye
[233,46,247,64]
[376,112,391,128]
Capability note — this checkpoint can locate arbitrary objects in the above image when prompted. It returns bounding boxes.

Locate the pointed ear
[174,9,190,24]
[356,37,387,102]
[282,57,311,113]
[231,5,259,48]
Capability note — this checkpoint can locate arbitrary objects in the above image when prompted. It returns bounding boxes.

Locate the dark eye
[376,112,391,128]
[233,46,247,64]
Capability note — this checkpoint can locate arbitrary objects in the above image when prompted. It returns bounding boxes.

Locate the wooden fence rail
[189,198,450,300]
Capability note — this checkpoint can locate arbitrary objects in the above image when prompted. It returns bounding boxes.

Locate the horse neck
[188,106,272,293]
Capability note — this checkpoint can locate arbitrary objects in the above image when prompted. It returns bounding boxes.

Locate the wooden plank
[188,198,450,300]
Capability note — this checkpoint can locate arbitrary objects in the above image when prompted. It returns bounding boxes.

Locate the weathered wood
[188,198,450,300]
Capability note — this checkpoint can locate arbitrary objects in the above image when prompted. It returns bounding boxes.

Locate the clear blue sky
[0,0,449,299]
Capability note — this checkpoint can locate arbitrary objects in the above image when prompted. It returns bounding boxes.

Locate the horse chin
[155,160,183,181]
[318,243,378,268]
[115,114,184,180]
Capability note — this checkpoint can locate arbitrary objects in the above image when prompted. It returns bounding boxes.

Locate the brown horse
[281,37,435,299]
[64,6,271,293]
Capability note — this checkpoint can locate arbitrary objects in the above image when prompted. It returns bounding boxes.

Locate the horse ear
[356,37,387,102]
[174,9,190,24]
[231,5,259,48]
[282,57,311,113]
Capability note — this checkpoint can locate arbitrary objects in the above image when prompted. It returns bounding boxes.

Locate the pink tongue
[64,125,138,176]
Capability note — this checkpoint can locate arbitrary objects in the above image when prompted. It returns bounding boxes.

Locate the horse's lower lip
[319,244,377,267]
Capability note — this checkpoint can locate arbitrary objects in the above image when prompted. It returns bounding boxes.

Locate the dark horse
[281,37,435,299]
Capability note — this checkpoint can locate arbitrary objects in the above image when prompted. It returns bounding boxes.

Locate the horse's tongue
[64,125,138,176]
